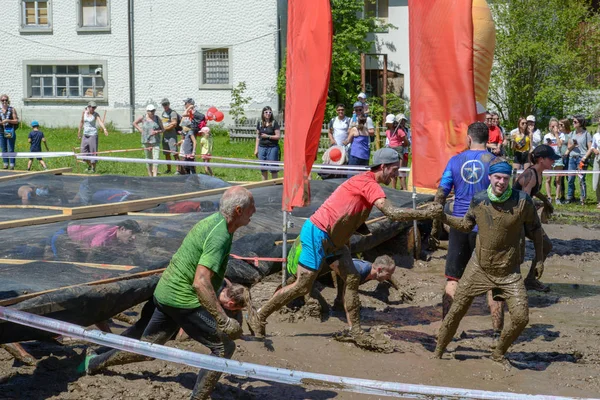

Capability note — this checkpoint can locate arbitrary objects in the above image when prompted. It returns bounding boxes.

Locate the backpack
[188,110,206,134]
[170,110,182,133]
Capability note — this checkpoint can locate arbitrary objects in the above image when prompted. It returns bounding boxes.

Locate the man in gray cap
[247,148,443,348]
[160,98,179,174]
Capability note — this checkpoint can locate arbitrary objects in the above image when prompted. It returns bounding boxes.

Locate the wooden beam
[0,167,71,183]
[0,268,165,307]
[0,259,136,271]
[0,178,283,230]
[0,205,68,211]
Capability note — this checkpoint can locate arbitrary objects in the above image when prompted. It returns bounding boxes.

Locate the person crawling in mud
[69,178,138,205]
[17,184,63,205]
[513,144,558,292]
[434,158,545,364]
[247,148,443,348]
[79,186,256,400]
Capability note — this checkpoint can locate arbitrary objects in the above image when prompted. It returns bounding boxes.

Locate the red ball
[214,111,225,122]
[329,147,342,162]
[207,106,218,114]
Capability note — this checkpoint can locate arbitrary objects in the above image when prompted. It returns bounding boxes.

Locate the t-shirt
[439,150,495,228]
[592,132,600,151]
[257,120,280,147]
[329,116,351,146]
[386,126,406,148]
[154,212,233,309]
[311,171,386,248]
[488,126,503,144]
[512,131,530,152]
[28,130,44,152]
[200,135,213,155]
[568,130,592,156]
[67,224,119,248]
[161,109,178,140]
[181,130,195,156]
[141,115,161,144]
[353,258,372,284]
[543,132,565,157]
[531,129,542,149]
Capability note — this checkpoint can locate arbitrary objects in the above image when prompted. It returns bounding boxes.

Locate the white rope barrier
[0,151,75,158]
[0,307,593,400]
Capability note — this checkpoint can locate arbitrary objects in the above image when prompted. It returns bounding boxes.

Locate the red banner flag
[409,0,494,191]
[282,0,332,211]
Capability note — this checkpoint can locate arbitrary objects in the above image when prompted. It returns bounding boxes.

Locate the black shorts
[514,151,529,165]
[445,228,477,280]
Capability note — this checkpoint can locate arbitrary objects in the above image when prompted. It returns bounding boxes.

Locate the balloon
[329,147,342,163]
[214,111,224,122]
[206,111,216,121]
[207,106,218,114]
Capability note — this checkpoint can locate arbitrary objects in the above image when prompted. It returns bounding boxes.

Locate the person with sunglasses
[77,101,109,173]
[510,117,531,171]
[565,115,592,205]
[254,106,281,180]
[0,94,19,170]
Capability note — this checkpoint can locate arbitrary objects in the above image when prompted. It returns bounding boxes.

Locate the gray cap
[183,98,195,105]
[353,101,364,109]
[160,98,170,105]
[370,148,400,169]
[87,101,97,107]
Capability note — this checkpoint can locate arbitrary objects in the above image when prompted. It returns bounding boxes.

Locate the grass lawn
[10,125,600,216]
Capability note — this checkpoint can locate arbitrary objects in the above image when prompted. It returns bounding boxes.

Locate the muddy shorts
[290,220,340,274]
[457,260,526,303]
[445,228,477,280]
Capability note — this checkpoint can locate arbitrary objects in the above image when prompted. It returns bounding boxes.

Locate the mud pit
[1,223,599,399]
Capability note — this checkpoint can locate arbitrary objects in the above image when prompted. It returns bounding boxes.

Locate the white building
[364,0,410,102]
[0,0,284,130]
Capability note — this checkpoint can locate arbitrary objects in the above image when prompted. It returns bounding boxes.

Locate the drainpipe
[127,0,135,132]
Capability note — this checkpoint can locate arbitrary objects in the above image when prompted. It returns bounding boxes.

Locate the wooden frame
[0,167,71,183]
[0,178,283,230]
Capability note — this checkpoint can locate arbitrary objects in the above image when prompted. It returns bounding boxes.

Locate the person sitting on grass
[27,120,49,171]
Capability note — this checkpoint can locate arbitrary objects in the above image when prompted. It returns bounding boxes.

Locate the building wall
[0,0,280,131]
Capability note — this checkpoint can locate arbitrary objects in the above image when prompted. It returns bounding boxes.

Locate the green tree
[278,0,394,119]
[229,81,252,124]
[488,0,600,128]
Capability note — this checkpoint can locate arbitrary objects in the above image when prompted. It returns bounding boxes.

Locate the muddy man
[247,148,443,347]
[434,159,545,363]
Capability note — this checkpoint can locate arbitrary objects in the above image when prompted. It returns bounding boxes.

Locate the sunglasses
[337,109,345,112]
[264,111,272,114]
[1,99,8,102]
[354,108,363,112]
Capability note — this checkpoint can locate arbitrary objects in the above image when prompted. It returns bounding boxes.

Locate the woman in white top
[583,127,600,209]
[542,118,565,204]
[77,101,108,173]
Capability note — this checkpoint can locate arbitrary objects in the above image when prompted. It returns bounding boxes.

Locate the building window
[78,0,110,32]
[21,0,52,33]
[25,63,106,102]
[365,0,389,23]
[199,47,232,89]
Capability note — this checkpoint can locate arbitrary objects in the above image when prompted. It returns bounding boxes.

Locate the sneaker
[555,199,562,205]
[245,307,266,339]
[524,278,550,293]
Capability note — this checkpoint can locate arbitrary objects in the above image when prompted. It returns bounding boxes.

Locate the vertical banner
[409,0,494,191]
[282,0,333,211]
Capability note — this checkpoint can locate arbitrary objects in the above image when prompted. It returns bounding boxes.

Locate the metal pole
[412,185,419,260]
[361,53,366,93]
[282,210,288,287]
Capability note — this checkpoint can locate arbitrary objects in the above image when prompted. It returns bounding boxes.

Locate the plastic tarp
[408,0,494,190]
[282,0,332,211]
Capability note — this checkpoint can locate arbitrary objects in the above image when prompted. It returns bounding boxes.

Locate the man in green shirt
[81,186,256,400]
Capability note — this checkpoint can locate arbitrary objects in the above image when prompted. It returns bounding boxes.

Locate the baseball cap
[160,98,170,105]
[532,144,560,161]
[385,114,396,124]
[353,101,364,109]
[31,120,39,127]
[183,98,195,105]
[87,101,97,107]
[526,115,536,122]
[358,92,367,99]
[146,104,156,111]
[370,148,400,169]
[396,113,407,122]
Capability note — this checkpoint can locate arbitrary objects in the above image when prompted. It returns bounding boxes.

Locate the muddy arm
[193,265,227,323]
[524,203,545,276]
[374,198,443,222]
[441,207,476,233]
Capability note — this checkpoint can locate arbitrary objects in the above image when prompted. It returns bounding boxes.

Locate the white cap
[396,113,407,122]
[385,114,396,124]
[146,104,156,111]
[357,92,367,99]
[526,115,536,122]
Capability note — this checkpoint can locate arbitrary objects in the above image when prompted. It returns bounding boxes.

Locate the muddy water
[1,223,599,399]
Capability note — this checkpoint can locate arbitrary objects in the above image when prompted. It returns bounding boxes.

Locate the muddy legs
[435,288,475,358]
[491,291,529,360]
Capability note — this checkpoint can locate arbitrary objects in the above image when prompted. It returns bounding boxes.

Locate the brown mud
[1,223,600,399]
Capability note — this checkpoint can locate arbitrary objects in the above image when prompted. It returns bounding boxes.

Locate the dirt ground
[1,223,599,399]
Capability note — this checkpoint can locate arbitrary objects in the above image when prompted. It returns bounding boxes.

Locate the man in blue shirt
[432,122,503,338]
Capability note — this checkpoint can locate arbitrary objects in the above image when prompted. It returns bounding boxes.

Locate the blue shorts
[296,219,339,272]
[258,145,279,173]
